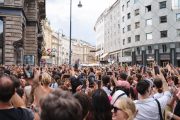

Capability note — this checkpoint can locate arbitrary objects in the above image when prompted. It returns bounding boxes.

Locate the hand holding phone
[154,66,160,75]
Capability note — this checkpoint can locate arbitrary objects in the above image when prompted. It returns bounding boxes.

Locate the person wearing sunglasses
[112,97,136,120]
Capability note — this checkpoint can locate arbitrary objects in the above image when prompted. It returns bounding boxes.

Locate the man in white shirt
[134,76,172,120]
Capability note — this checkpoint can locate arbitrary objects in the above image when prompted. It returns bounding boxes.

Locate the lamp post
[69,0,82,66]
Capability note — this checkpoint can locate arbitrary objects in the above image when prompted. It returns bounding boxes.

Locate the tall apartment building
[94,10,106,61]
[95,0,180,66]
[0,0,46,65]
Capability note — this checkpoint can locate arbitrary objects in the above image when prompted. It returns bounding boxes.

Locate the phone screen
[154,66,160,75]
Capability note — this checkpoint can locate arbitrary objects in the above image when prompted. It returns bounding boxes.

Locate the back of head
[74,93,90,119]
[153,78,162,89]
[136,80,150,95]
[153,78,163,93]
[92,89,112,120]
[40,89,82,120]
[0,75,15,103]
[41,72,52,85]
[102,75,110,86]
[120,72,128,80]
[136,73,142,82]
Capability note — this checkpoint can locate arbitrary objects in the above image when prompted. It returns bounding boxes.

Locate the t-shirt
[134,91,171,120]
[0,107,34,120]
[153,92,164,99]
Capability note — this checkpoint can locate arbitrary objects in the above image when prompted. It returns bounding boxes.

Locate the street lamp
[69,0,82,66]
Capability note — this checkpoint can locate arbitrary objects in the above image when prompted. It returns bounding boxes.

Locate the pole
[69,0,72,66]
[57,32,59,65]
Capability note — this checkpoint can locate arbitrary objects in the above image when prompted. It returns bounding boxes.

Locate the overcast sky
[46,0,117,45]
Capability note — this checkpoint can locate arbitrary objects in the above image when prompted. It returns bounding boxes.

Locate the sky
[46,0,117,46]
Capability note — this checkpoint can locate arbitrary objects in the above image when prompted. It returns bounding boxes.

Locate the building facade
[51,32,60,65]
[60,36,69,64]
[95,0,180,66]
[41,19,54,65]
[71,39,96,64]
[0,0,45,65]
[94,10,106,61]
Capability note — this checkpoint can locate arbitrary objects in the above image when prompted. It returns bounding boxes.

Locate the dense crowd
[0,63,180,120]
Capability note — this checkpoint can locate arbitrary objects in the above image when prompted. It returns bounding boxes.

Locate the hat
[117,80,130,89]
[111,90,127,105]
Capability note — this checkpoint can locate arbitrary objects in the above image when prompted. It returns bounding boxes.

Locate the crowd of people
[0,63,180,120]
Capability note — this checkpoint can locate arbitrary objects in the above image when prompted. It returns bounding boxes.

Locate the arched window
[0,19,3,64]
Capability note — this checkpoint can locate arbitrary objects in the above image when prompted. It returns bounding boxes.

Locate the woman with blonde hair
[41,72,53,93]
[112,97,136,120]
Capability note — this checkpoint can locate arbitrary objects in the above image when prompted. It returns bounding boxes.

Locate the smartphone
[107,72,113,75]
[143,66,147,74]
[154,66,160,75]
[63,74,70,78]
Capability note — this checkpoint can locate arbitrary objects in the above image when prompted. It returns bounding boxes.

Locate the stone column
[170,44,177,66]
[142,47,147,66]
[4,16,22,65]
[154,45,160,65]
[24,25,38,64]
[131,48,136,65]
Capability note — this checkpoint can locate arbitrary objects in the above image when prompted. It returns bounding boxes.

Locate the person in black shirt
[0,74,34,120]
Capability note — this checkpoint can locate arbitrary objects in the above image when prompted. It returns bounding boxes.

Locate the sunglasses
[111,105,122,113]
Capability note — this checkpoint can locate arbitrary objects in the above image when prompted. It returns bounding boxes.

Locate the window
[148,46,152,54]
[128,37,131,43]
[135,35,140,41]
[146,33,152,40]
[162,44,167,53]
[127,25,131,31]
[177,29,180,37]
[172,0,180,9]
[146,5,151,12]
[176,13,180,21]
[134,9,139,16]
[159,1,166,9]
[0,19,3,64]
[122,5,124,11]
[127,1,130,8]
[160,30,168,38]
[123,39,125,45]
[134,0,139,4]
[122,16,125,22]
[137,47,140,55]
[123,27,125,33]
[127,13,131,19]
[135,22,140,29]
[146,19,152,26]
[160,16,167,23]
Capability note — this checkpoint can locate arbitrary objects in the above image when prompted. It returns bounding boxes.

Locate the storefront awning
[100,53,109,59]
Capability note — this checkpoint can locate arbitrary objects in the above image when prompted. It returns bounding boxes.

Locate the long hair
[91,89,112,120]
